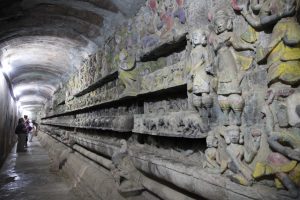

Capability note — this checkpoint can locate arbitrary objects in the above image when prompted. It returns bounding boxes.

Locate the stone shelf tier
[41,121,133,133]
[73,71,118,97]
[41,83,187,119]
[139,32,187,62]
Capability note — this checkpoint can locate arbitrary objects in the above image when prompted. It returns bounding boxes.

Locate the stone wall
[0,73,18,167]
[40,0,300,199]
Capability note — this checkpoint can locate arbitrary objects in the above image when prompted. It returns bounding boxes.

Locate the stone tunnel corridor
[0,0,300,200]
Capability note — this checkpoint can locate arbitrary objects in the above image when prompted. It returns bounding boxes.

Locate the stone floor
[0,137,80,200]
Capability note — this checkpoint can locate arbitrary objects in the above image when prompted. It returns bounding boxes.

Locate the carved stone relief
[41,0,300,199]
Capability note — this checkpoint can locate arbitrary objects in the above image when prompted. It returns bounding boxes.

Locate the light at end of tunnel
[17,101,23,113]
[16,101,21,107]
[14,88,21,97]
[1,64,12,75]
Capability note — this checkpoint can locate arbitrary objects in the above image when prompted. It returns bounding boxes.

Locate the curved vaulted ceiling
[0,0,145,113]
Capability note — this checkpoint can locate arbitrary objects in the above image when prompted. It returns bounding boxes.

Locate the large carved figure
[209,10,255,126]
[233,0,300,87]
[259,92,300,197]
[257,8,300,88]
[263,94,300,162]
[187,29,213,118]
[117,49,138,97]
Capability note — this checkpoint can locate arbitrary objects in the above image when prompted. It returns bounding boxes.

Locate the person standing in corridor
[15,118,28,152]
[24,115,32,146]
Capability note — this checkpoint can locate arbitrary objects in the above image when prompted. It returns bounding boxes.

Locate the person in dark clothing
[15,118,28,152]
[24,115,32,147]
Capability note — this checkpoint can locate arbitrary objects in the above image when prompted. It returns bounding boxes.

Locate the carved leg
[268,134,300,162]
[218,95,230,126]
[229,94,244,126]
[202,93,213,118]
[276,172,299,198]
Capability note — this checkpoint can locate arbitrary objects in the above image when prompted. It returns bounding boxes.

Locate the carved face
[214,17,227,34]
[225,127,240,144]
[206,134,218,148]
[191,30,207,46]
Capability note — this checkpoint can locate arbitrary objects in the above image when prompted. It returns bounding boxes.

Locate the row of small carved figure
[68,46,186,96]
[140,61,186,93]
[144,98,188,114]
[78,107,139,119]
[65,83,122,112]
[44,115,134,131]
[60,50,186,111]
[64,74,186,114]
[134,112,209,138]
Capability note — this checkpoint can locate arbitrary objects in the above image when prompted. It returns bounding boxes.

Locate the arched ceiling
[0,0,145,113]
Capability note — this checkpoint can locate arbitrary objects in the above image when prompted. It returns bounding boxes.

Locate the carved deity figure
[209,10,255,126]
[255,1,300,88]
[204,130,229,174]
[259,92,300,196]
[223,126,254,186]
[263,93,300,162]
[253,153,300,198]
[187,29,213,118]
[232,0,296,29]
[117,49,138,97]
[233,0,300,87]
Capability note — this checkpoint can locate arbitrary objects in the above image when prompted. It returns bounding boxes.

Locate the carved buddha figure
[209,10,255,126]
[187,29,213,117]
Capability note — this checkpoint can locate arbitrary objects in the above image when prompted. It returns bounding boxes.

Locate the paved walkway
[0,137,80,200]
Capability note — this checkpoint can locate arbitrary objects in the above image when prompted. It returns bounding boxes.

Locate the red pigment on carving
[149,0,157,11]
[176,0,184,6]
[231,0,242,11]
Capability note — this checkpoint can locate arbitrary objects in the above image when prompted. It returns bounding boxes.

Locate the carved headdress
[211,9,233,34]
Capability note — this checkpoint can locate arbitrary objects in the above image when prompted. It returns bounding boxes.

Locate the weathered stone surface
[33,0,300,199]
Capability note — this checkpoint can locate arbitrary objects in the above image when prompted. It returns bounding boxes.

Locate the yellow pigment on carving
[253,162,266,178]
[241,26,258,44]
[275,178,283,189]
